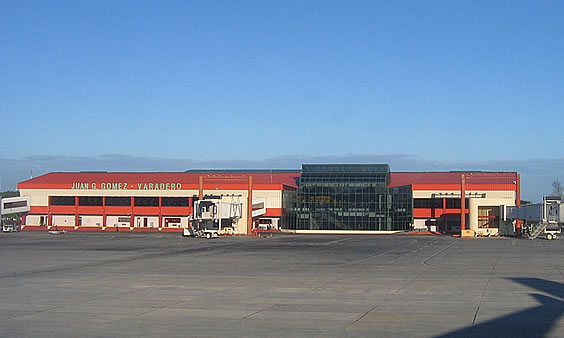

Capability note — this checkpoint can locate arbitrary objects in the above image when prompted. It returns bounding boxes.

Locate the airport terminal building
[17,164,520,236]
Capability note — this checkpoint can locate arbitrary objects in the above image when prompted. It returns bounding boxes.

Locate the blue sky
[1,0,563,200]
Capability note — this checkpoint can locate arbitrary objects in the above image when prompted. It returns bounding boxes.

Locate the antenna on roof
[30,169,33,179]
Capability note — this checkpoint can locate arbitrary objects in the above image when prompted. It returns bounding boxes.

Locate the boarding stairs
[528,223,549,240]
[505,196,563,240]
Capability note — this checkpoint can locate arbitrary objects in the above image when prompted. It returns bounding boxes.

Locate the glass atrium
[292,164,412,231]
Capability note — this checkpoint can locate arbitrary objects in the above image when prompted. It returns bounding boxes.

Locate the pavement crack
[335,239,419,267]
[305,240,421,296]
[421,240,458,266]
[468,306,480,338]
[344,304,378,330]
[243,310,261,319]
[243,303,278,319]
[468,239,508,337]
[393,240,447,294]
[132,307,161,318]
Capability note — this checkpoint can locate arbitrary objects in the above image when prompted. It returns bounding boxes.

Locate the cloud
[1,153,562,202]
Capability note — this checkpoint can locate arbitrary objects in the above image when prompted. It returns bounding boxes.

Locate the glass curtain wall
[389,185,413,230]
[281,189,297,230]
[293,164,412,231]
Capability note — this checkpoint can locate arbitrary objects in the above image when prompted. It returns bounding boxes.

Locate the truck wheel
[206,232,211,239]
[547,234,553,240]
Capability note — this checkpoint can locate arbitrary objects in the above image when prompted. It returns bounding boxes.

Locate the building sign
[71,182,182,190]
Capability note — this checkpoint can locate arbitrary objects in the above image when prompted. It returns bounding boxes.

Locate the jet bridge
[185,194,243,238]
[1,196,30,232]
[503,197,563,240]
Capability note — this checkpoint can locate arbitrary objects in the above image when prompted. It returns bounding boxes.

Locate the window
[161,197,189,207]
[414,199,428,208]
[79,197,103,206]
[4,201,27,209]
[445,198,469,209]
[105,197,131,206]
[134,197,159,207]
[414,198,442,209]
[50,196,76,206]
[478,207,499,228]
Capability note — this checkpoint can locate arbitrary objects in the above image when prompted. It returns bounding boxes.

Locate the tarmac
[0,232,563,337]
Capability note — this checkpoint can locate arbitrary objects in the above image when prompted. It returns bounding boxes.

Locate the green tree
[520,200,532,205]
[0,191,20,198]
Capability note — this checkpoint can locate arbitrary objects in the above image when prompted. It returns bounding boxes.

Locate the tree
[520,200,532,205]
[551,179,564,198]
[0,191,20,198]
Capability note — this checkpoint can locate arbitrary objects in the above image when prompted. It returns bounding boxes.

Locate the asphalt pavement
[0,232,563,337]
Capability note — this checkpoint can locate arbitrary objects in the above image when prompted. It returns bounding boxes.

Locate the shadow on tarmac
[436,278,564,338]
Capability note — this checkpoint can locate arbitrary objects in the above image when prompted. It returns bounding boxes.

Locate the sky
[1,0,563,201]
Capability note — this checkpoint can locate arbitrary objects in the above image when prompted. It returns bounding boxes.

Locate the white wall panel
[25,215,47,226]
[106,215,132,227]
[134,216,159,228]
[52,215,75,226]
[162,216,189,227]
[80,215,103,226]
